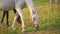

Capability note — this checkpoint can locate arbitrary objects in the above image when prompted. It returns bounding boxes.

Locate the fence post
[55,0,58,8]
[50,0,52,8]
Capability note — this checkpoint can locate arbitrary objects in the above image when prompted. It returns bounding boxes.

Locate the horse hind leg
[1,11,6,23]
[0,11,5,27]
[0,11,9,28]
[0,21,2,27]
[5,11,9,27]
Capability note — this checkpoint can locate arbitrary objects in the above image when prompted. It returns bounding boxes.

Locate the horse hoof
[22,29,25,32]
[0,22,2,27]
[13,27,16,31]
[11,25,16,30]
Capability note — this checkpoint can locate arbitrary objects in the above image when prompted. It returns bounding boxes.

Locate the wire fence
[34,0,60,8]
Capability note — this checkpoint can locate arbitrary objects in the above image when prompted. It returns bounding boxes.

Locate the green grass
[0,0,60,34]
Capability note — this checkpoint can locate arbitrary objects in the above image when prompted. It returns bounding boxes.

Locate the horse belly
[0,5,14,11]
[0,0,14,11]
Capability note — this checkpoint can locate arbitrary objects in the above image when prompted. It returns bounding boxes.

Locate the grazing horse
[1,9,21,27]
[0,0,39,32]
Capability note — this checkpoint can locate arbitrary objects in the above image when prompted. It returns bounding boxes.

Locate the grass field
[0,0,60,34]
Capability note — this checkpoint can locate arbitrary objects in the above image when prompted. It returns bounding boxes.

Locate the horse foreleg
[12,14,18,30]
[15,8,25,32]
[13,9,21,24]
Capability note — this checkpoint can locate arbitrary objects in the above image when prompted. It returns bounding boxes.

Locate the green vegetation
[0,0,60,34]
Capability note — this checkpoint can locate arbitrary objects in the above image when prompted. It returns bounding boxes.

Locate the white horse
[0,0,39,32]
